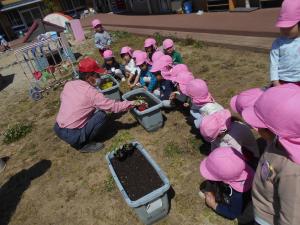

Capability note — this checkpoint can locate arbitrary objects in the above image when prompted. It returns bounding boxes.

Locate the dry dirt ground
[0,30,268,225]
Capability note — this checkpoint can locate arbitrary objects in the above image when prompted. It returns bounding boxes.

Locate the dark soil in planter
[111,148,164,201]
[127,93,157,108]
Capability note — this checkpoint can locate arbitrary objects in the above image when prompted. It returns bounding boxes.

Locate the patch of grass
[103,175,115,193]
[111,31,132,42]
[164,142,182,158]
[2,122,33,144]
[108,131,135,153]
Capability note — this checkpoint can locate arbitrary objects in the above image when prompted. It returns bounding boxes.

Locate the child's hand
[205,192,217,210]
[143,86,148,91]
[183,102,190,108]
[169,92,176,100]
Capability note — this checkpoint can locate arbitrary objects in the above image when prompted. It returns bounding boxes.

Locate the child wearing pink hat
[230,88,264,115]
[120,46,141,89]
[144,38,157,63]
[135,51,157,92]
[91,19,112,57]
[200,109,260,164]
[150,55,176,107]
[185,79,223,129]
[151,51,164,63]
[270,0,300,87]
[199,147,254,222]
[102,50,125,81]
[241,84,300,225]
[163,39,183,65]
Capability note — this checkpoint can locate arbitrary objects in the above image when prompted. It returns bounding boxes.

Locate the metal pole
[147,0,152,14]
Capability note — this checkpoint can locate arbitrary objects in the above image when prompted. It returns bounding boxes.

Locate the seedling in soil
[135,96,149,111]
[113,143,136,161]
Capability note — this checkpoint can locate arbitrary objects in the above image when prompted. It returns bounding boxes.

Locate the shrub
[2,123,33,144]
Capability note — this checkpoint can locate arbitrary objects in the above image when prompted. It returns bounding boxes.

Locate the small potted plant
[135,96,149,111]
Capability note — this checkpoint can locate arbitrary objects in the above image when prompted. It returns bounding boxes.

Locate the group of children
[91,0,300,224]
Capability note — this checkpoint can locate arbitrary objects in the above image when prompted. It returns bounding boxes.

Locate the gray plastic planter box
[122,88,163,132]
[106,141,171,225]
[98,75,121,100]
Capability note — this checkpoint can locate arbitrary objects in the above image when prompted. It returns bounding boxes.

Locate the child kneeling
[199,147,255,223]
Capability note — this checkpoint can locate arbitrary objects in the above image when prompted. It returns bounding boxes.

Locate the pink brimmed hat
[186,79,214,105]
[135,51,149,66]
[200,147,254,192]
[276,0,300,28]
[144,38,157,48]
[163,39,174,49]
[120,46,133,57]
[230,88,264,114]
[152,51,164,62]
[92,19,101,28]
[103,50,114,59]
[174,71,194,95]
[242,84,300,164]
[200,109,232,142]
[150,55,173,73]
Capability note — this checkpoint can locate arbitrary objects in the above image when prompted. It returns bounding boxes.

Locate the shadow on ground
[0,160,51,225]
[0,74,15,92]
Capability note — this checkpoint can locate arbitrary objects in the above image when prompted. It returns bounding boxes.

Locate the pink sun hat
[152,51,164,62]
[276,0,300,28]
[135,51,149,66]
[175,71,194,95]
[144,38,157,48]
[163,39,174,49]
[186,79,214,105]
[120,46,133,57]
[132,50,143,59]
[200,147,255,192]
[150,55,173,73]
[230,88,264,114]
[92,19,101,28]
[168,64,189,81]
[242,84,300,164]
[103,50,114,59]
[200,109,232,142]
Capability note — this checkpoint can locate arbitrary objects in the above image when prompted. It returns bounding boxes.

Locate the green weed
[164,142,182,158]
[104,175,115,192]
[2,122,33,144]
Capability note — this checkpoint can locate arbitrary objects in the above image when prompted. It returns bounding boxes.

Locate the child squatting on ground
[270,0,300,87]
[185,79,224,129]
[163,39,183,65]
[92,19,112,57]
[199,147,255,223]
[144,38,157,64]
[120,46,141,89]
[199,109,260,168]
[102,50,125,81]
[135,51,157,92]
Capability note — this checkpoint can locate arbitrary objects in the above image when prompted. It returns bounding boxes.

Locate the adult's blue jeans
[54,111,107,149]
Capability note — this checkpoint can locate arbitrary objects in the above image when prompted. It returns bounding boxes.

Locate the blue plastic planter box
[122,88,163,132]
[98,75,121,100]
[106,141,170,225]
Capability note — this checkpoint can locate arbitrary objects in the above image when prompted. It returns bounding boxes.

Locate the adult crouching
[54,57,140,153]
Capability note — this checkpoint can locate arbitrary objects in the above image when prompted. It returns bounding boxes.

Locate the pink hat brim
[279,137,300,165]
[192,92,214,105]
[230,95,238,114]
[242,107,267,129]
[200,158,218,181]
[276,20,299,28]
[227,164,254,193]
